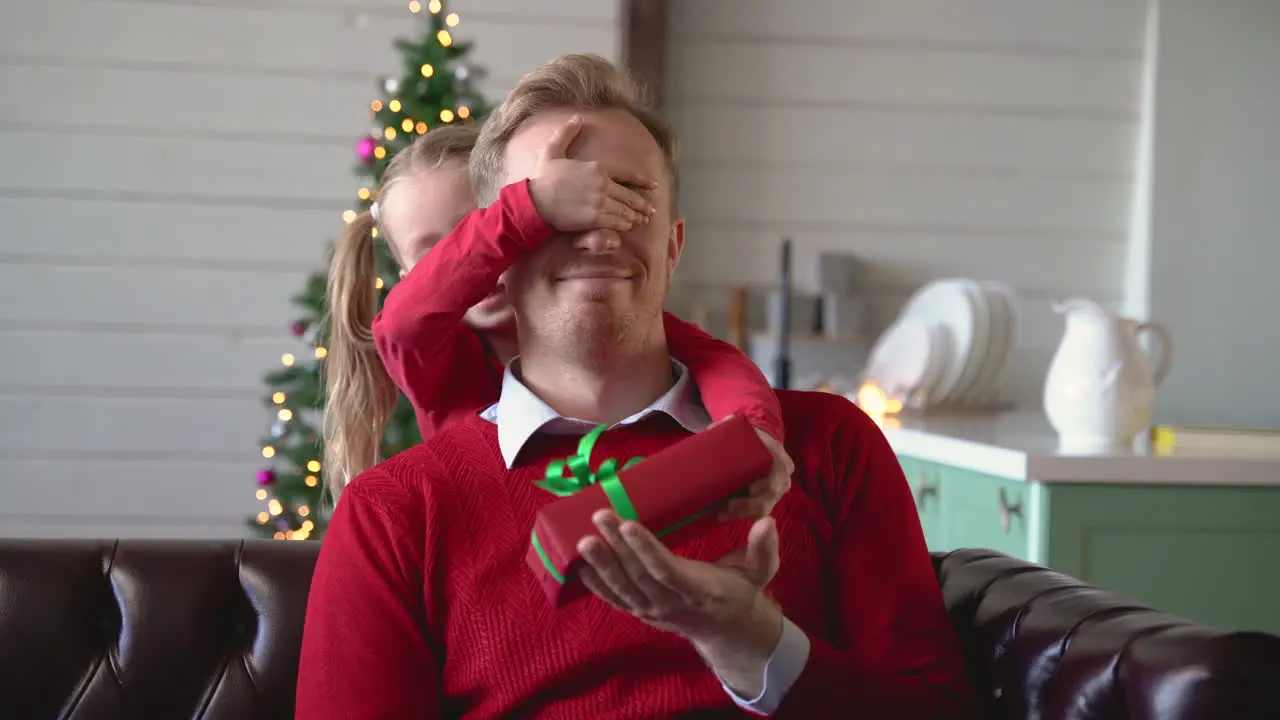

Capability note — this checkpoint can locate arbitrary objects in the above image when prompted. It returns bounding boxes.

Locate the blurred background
[2,0,1277,584]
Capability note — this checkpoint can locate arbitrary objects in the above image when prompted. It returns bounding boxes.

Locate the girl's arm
[663,311,785,442]
[373,180,553,440]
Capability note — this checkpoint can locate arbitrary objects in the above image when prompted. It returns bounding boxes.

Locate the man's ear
[666,216,685,277]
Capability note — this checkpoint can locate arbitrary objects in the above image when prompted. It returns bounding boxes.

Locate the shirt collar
[479,358,711,468]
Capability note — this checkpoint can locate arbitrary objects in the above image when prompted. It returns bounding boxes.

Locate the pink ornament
[356,136,377,162]
[290,319,306,338]
[256,468,276,486]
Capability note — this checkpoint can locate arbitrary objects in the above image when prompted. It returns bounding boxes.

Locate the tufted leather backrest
[3,540,1277,719]
[934,548,1280,720]
[0,539,318,720]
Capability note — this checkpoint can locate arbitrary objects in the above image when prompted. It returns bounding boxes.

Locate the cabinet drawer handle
[914,472,939,510]
[997,487,1022,533]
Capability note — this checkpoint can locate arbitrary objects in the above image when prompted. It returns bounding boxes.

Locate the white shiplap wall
[0,0,621,538]
[666,0,1148,406]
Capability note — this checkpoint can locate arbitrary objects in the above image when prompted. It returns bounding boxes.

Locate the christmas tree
[249,0,489,541]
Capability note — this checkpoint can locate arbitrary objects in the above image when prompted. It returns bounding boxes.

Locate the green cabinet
[898,454,1280,635]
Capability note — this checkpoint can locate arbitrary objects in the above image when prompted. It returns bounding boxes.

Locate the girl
[324,124,790,515]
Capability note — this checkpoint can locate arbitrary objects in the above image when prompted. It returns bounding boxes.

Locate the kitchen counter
[876,410,1280,486]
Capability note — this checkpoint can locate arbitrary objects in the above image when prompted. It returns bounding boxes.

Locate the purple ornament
[276,517,293,532]
[290,319,306,337]
[256,468,276,486]
[356,136,377,162]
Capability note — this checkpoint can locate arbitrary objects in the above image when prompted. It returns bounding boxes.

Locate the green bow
[531,424,645,585]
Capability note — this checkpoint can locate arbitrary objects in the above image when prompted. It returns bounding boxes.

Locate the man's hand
[528,114,656,233]
[722,427,794,521]
[577,510,785,697]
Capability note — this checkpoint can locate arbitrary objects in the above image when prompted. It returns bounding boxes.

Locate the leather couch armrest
[933,548,1280,720]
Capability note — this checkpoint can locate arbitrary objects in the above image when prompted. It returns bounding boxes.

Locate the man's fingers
[541,114,583,160]
[580,566,629,610]
[600,198,641,229]
[605,181,655,217]
[578,535,651,611]
[744,517,780,588]
[619,521,705,605]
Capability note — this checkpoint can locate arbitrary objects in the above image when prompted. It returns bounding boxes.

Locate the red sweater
[371,180,784,443]
[297,391,978,719]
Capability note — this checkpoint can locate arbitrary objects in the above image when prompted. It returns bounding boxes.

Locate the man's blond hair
[470,53,679,208]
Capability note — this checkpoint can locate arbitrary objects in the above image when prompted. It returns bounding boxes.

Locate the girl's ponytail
[322,209,397,502]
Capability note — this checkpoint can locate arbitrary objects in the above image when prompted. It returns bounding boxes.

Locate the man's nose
[571,228,622,254]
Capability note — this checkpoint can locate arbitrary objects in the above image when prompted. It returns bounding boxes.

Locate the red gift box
[526,414,773,607]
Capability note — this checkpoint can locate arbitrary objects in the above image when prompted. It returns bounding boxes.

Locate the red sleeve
[662,311,784,442]
[775,398,978,718]
[373,179,554,440]
[296,468,444,719]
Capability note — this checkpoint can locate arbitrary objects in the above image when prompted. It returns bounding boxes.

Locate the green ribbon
[532,424,644,585]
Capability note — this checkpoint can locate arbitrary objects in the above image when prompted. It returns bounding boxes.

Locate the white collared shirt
[479,357,810,715]
[479,358,712,469]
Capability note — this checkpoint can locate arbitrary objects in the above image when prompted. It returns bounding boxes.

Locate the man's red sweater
[297,391,978,719]
[371,180,784,443]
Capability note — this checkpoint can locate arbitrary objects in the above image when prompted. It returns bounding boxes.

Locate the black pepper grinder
[775,237,792,390]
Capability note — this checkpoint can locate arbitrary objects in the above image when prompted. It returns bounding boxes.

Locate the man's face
[502,108,684,348]
[381,161,515,332]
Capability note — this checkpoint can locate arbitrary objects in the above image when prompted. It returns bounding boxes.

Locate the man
[297,54,977,719]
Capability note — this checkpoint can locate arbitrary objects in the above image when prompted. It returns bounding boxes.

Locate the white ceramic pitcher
[1043,298,1173,453]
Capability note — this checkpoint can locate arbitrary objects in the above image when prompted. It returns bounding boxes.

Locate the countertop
[874,410,1280,486]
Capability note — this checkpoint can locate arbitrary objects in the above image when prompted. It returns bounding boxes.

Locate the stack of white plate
[862,279,1018,408]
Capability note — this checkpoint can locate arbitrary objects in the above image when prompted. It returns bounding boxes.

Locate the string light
[420,64,434,77]
[269,499,283,516]
[358,187,371,200]
[262,446,275,458]
[389,100,402,112]
[342,210,357,224]
[370,100,383,112]
[437,30,453,47]
[257,512,270,524]
[305,475,319,487]
[371,227,380,238]
[375,277,385,290]
[457,106,470,119]
[401,118,415,132]
[307,459,322,473]
[445,12,459,27]
[314,346,328,359]
[374,146,387,159]
[302,520,315,532]
[256,489,268,501]
[272,392,286,404]
[277,408,293,422]
[384,127,397,140]
[439,109,455,123]
[281,352,295,367]
[273,531,285,540]
[415,121,429,134]
[299,506,311,517]
[408,0,422,13]
[428,0,442,13]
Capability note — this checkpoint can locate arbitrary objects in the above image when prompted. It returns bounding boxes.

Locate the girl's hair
[323,124,479,503]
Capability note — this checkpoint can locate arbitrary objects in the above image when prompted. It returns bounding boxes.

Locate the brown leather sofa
[1,540,1276,719]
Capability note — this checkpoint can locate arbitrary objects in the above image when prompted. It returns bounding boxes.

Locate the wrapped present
[526,414,773,607]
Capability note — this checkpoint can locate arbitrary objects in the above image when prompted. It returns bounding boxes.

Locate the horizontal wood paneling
[0,131,359,201]
[4,1,615,78]
[671,105,1135,175]
[677,222,1127,300]
[1,457,261,518]
[680,166,1130,236]
[0,329,311,392]
[670,0,1146,55]
[0,196,339,265]
[0,395,272,455]
[667,41,1140,116]
[0,264,309,327]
